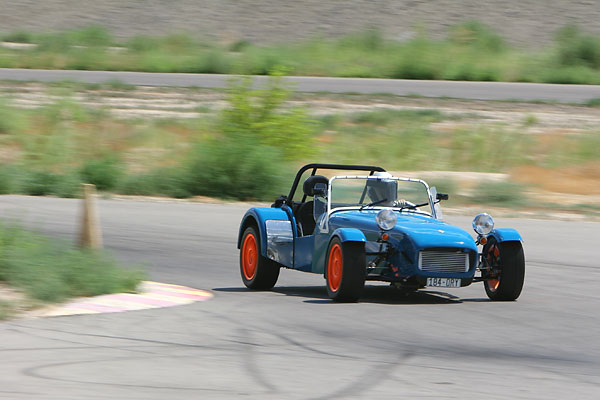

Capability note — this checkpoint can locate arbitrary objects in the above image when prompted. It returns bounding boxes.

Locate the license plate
[426,278,461,288]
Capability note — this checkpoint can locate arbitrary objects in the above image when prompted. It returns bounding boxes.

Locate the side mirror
[436,192,449,201]
[313,183,327,198]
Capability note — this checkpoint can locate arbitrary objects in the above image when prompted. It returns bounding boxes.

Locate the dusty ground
[3,82,600,128]
[1,0,599,47]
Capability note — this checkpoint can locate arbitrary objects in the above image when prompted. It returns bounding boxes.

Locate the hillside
[1,0,599,47]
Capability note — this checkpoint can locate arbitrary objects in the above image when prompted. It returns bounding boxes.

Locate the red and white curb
[41,281,213,317]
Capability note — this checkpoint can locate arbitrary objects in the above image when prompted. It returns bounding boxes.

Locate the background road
[1,68,599,103]
[0,195,599,399]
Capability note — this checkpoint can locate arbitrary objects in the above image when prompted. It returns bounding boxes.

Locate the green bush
[555,25,600,69]
[80,156,124,191]
[21,171,60,196]
[221,73,316,160]
[471,181,529,207]
[0,222,144,303]
[117,168,191,198]
[449,20,506,52]
[2,31,33,43]
[52,172,82,198]
[186,138,286,200]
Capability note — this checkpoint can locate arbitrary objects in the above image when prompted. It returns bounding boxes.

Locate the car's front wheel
[240,226,280,290]
[483,237,525,301]
[325,238,366,302]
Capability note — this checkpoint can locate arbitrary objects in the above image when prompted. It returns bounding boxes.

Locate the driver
[365,173,398,206]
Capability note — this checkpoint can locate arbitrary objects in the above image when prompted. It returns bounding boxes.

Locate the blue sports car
[238,164,525,302]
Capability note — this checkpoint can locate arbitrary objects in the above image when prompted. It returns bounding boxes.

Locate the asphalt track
[0,195,599,399]
[1,68,600,102]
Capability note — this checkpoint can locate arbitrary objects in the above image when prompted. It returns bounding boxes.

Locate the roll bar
[285,163,386,205]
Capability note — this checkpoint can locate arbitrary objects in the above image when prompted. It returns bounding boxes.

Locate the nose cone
[393,215,477,251]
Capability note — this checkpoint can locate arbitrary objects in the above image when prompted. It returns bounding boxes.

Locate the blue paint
[238,207,291,258]
[490,228,522,243]
[332,228,367,243]
[238,204,520,285]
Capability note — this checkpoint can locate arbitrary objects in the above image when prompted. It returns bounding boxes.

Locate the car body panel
[489,228,522,243]
[312,210,477,276]
[238,207,296,268]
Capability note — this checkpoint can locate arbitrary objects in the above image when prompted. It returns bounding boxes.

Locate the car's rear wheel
[325,238,366,302]
[240,226,280,290]
[483,237,525,301]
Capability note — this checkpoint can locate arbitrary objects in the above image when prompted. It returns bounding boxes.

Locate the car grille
[418,250,469,273]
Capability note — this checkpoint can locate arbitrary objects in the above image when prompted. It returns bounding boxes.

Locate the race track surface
[0,195,599,399]
[1,68,600,102]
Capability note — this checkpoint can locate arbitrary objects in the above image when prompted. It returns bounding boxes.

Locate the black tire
[483,238,525,301]
[325,237,366,302]
[240,226,280,290]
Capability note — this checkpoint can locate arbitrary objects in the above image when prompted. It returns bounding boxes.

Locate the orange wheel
[239,226,280,290]
[327,243,343,293]
[242,233,258,281]
[325,238,366,302]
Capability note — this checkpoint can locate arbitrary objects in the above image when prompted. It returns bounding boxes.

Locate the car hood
[331,210,477,251]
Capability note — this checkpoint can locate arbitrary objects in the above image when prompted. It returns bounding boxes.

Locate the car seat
[296,175,328,236]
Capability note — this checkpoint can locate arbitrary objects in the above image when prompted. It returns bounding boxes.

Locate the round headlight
[376,208,397,231]
[473,213,494,235]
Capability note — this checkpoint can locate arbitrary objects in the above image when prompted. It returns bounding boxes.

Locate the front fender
[331,228,367,243]
[489,228,522,243]
[237,207,294,257]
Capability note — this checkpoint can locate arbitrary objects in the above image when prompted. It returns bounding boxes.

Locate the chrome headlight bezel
[376,208,397,231]
[472,213,494,235]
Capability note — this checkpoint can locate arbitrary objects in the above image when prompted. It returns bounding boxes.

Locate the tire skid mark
[6,326,165,356]
[272,332,361,361]
[238,328,280,394]
[21,355,232,393]
[307,350,414,400]
[6,323,228,353]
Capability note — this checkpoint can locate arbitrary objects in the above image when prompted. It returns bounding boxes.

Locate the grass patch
[0,222,144,303]
[469,181,529,207]
[1,22,599,84]
[586,98,600,107]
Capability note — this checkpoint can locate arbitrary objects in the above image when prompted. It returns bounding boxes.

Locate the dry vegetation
[0,80,598,216]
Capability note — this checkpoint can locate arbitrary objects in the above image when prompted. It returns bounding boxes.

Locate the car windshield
[329,176,433,215]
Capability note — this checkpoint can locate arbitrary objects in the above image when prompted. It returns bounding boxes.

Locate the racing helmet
[365,172,397,206]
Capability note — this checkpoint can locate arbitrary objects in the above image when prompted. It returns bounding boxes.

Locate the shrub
[186,138,286,200]
[449,20,506,52]
[70,25,113,47]
[117,168,191,198]
[80,156,123,191]
[52,172,82,198]
[471,181,529,207]
[555,25,600,69]
[221,72,316,160]
[22,171,59,196]
[0,167,14,194]
[2,31,33,43]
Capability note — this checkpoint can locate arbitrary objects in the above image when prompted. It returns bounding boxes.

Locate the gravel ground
[0,1,599,47]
